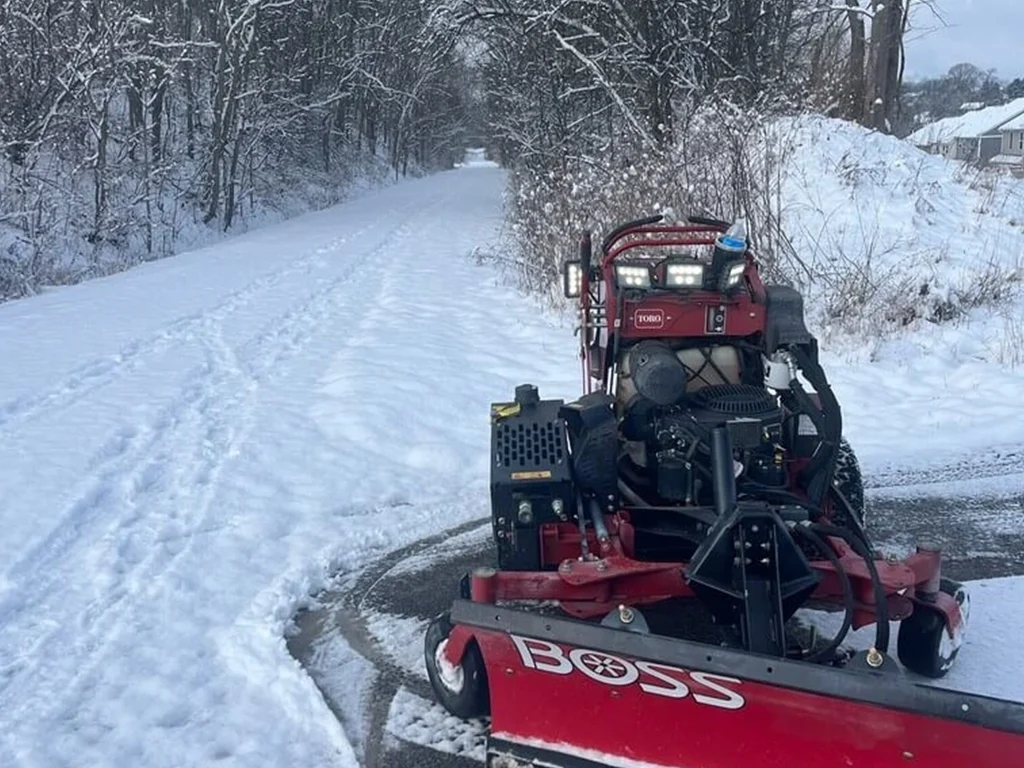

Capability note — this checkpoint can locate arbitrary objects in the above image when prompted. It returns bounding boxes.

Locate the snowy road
[0,165,579,767]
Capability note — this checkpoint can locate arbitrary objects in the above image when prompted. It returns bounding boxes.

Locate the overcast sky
[903,0,1024,81]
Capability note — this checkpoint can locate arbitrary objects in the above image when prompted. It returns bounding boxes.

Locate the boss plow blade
[442,600,1024,768]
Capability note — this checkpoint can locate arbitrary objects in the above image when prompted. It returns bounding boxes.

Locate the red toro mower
[424,214,1024,767]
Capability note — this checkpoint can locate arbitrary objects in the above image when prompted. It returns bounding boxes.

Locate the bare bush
[500,100,803,304]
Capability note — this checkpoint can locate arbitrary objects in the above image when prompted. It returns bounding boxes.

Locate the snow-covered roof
[990,154,1024,165]
[906,98,1024,145]
[999,112,1024,131]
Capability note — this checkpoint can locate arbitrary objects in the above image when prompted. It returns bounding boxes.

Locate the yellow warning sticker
[510,470,552,480]
[491,402,521,420]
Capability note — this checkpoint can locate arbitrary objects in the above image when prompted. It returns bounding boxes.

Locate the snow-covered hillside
[776,115,1024,339]
[764,116,1024,473]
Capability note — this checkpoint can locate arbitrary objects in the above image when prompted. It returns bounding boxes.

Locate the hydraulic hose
[710,427,737,517]
[791,524,854,663]
[810,523,890,654]
[618,479,650,507]
[786,344,843,510]
[828,484,872,551]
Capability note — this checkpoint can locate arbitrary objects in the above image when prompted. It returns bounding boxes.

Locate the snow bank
[773,114,1024,342]
[758,116,1024,470]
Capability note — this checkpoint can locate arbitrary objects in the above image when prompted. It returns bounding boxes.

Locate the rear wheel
[423,611,490,719]
[831,437,866,530]
[897,578,970,679]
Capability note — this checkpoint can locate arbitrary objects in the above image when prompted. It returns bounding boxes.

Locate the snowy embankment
[0,165,578,766]
[772,116,1024,476]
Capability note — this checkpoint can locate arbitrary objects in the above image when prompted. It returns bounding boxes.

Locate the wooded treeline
[0,0,932,301]
[451,0,919,293]
[0,0,473,299]
[462,0,912,163]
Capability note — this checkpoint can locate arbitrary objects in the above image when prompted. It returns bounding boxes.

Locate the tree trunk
[845,1,866,123]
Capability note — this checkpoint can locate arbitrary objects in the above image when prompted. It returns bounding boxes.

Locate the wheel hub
[434,638,465,692]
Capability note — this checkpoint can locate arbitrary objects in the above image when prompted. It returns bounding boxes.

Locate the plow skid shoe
[450,601,1024,768]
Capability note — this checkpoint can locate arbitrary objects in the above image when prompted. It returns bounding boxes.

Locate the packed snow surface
[0,165,577,767]
[1,134,1023,766]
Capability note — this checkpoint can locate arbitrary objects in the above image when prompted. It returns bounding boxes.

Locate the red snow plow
[424,214,1024,767]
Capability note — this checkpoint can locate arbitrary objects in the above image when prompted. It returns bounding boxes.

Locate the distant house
[906,98,1024,163]
[990,113,1024,171]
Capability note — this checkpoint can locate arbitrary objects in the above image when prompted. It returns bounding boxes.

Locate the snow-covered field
[1,140,1023,767]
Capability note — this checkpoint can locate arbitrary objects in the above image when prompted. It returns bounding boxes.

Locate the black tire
[897,578,969,679]
[423,611,490,719]
[831,437,866,530]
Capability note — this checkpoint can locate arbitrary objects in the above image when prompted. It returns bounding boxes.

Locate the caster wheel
[423,611,490,719]
[897,578,970,679]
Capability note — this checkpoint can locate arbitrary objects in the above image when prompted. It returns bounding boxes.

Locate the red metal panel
[620,294,766,338]
[474,628,1023,768]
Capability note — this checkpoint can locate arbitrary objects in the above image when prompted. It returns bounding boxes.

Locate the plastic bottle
[711,217,748,277]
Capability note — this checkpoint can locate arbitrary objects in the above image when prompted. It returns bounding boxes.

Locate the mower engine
[618,341,787,505]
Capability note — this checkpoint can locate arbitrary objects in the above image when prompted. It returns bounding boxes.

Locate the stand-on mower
[424,214,1024,767]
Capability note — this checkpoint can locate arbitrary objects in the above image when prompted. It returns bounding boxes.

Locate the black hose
[790,344,843,443]
[810,523,890,654]
[784,380,834,502]
[828,484,872,551]
[737,485,819,518]
[618,479,650,507]
[791,525,854,663]
[788,345,845,506]
[710,427,736,517]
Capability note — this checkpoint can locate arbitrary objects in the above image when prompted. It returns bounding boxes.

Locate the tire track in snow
[0,199,443,733]
[0,314,257,713]
[0,207,403,437]
[289,518,489,768]
[866,445,1024,491]
[0,208,422,636]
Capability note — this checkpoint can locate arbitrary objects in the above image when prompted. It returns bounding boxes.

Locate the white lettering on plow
[509,634,745,710]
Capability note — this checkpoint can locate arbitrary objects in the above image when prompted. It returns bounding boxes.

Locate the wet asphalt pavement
[287,467,1024,768]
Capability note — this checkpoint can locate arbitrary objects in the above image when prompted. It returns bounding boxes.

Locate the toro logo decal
[633,308,665,330]
[510,634,745,710]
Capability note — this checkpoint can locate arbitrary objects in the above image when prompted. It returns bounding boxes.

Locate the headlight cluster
[613,259,747,293]
[614,265,651,288]
[563,261,583,298]
[666,263,704,287]
[723,261,745,289]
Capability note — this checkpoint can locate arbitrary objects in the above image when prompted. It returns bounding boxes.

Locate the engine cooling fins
[688,383,780,417]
